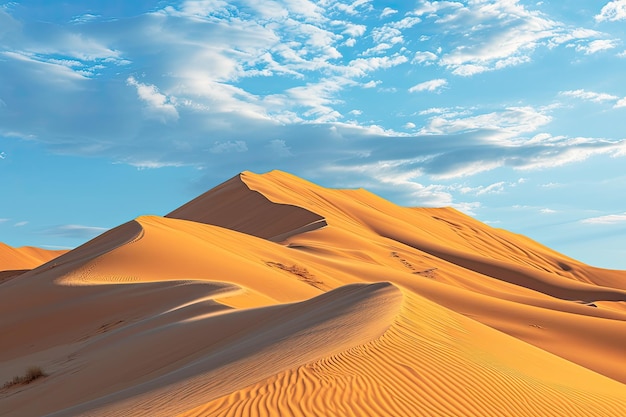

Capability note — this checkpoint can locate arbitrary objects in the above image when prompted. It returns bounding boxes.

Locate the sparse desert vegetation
[2,366,47,390]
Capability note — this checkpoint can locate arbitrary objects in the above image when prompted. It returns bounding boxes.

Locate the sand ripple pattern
[183,291,626,417]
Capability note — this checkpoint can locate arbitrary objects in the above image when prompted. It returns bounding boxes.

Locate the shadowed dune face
[166,173,327,242]
[1,169,626,417]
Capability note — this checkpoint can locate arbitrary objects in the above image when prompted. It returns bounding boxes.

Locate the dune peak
[166,173,327,241]
[2,169,626,416]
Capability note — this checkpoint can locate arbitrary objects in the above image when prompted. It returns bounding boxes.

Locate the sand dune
[166,173,327,241]
[1,170,625,416]
[0,243,67,283]
[184,289,626,417]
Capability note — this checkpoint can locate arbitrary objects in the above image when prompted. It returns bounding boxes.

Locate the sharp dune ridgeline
[1,170,625,416]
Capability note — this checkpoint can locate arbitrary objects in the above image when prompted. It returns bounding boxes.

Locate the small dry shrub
[2,366,47,389]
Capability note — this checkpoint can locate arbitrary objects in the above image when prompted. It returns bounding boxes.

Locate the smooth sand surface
[1,170,625,416]
[0,243,67,282]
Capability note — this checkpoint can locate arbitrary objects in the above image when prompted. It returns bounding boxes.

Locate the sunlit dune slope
[182,289,626,417]
[1,169,625,416]
[240,170,626,383]
[0,243,67,283]
[0,242,67,272]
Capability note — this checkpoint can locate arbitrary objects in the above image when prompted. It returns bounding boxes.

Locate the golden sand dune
[1,170,625,416]
[0,243,67,283]
[166,173,327,241]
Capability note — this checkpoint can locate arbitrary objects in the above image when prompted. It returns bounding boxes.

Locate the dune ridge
[1,169,625,416]
[182,289,626,417]
[0,243,67,283]
[166,173,327,241]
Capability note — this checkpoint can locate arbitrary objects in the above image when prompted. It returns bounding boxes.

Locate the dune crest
[0,243,67,283]
[182,289,626,417]
[1,169,625,416]
[166,173,327,242]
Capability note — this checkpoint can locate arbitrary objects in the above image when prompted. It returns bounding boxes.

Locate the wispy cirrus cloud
[408,78,447,93]
[1,0,625,209]
[42,225,109,239]
[410,0,613,76]
[560,89,626,108]
[418,106,552,139]
[560,89,619,103]
[581,213,626,225]
[126,76,179,123]
[575,39,618,54]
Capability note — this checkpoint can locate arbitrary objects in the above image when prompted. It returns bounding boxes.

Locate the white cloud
[460,181,507,196]
[346,55,409,76]
[2,0,626,207]
[410,0,612,76]
[451,64,489,77]
[477,182,506,195]
[540,208,557,214]
[2,51,87,82]
[408,78,447,93]
[126,76,179,123]
[372,26,403,45]
[418,107,449,116]
[342,23,367,38]
[595,1,626,22]
[541,182,563,188]
[559,89,626,109]
[581,213,626,224]
[362,42,394,56]
[334,0,373,16]
[284,77,351,122]
[380,7,398,18]
[576,39,618,54]
[128,161,186,169]
[390,16,421,29]
[560,89,619,103]
[14,221,28,227]
[412,51,438,65]
[0,151,5,159]
[419,106,552,138]
[70,13,100,24]
[614,97,626,108]
[362,80,380,88]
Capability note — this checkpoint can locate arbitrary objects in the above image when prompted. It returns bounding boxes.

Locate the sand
[0,243,66,272]
[1,170,625,416]
[0,244,67,284]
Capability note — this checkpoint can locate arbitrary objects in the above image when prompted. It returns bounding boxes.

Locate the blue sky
[1,0,626,269]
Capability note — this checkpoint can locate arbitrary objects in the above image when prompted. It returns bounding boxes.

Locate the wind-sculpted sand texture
[1,170,625,416]
[182,290,626,417]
